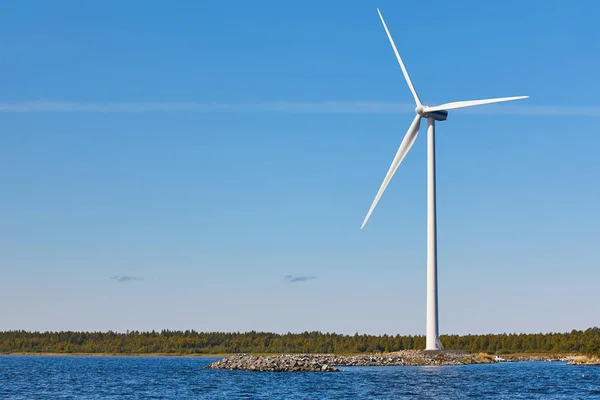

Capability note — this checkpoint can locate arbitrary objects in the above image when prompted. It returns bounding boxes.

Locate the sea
[1,355,599,399]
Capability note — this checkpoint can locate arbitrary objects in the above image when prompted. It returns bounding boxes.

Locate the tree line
[1,328,598,355]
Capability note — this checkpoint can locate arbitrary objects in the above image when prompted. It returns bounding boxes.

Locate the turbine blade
[361,114,422,229]
[424,96,528,112]
[377,8,422,107]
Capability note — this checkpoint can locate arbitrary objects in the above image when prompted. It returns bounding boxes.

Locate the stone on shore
[207,350,496,372]
[207,354,340,372]
[567,355,600,366]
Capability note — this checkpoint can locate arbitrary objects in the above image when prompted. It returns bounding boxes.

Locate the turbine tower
[361,9,528,351]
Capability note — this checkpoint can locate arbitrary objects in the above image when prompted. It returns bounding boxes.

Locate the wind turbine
[361,9,528,351]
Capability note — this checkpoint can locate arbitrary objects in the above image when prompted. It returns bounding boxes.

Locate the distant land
[1,328,599,357]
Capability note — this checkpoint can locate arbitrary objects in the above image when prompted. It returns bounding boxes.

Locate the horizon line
[0,327,597,336]
[0,100,599,116]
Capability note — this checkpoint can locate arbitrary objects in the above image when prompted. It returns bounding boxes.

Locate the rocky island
[207,350,496,372]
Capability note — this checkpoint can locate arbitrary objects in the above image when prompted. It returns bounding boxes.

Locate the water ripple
[0,356,599,399]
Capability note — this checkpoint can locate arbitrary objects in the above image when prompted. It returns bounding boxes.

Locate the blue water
[1,355,599,399]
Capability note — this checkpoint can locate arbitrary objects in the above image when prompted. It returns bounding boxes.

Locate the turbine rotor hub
[415,105,425,116]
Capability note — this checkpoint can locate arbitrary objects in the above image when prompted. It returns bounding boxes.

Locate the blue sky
[1,0,599,336]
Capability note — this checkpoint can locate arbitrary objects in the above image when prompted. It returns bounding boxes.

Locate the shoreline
[1,352,228,357]
[207,352,600,372]
[0,351,583,358]
[5,351,598,366]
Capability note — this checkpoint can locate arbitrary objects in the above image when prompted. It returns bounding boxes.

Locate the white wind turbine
[361,9,528,351]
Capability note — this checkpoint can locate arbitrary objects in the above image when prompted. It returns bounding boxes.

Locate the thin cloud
[0,100,598,116]
[452,104,600,116]
[110,275,144,282]
[285,275,318,283]
[0,100,411,114]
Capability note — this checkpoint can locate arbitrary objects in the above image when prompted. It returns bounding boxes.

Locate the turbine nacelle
[416,105,448,121]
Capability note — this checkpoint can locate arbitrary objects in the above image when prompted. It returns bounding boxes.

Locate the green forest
[1,328,599,355]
